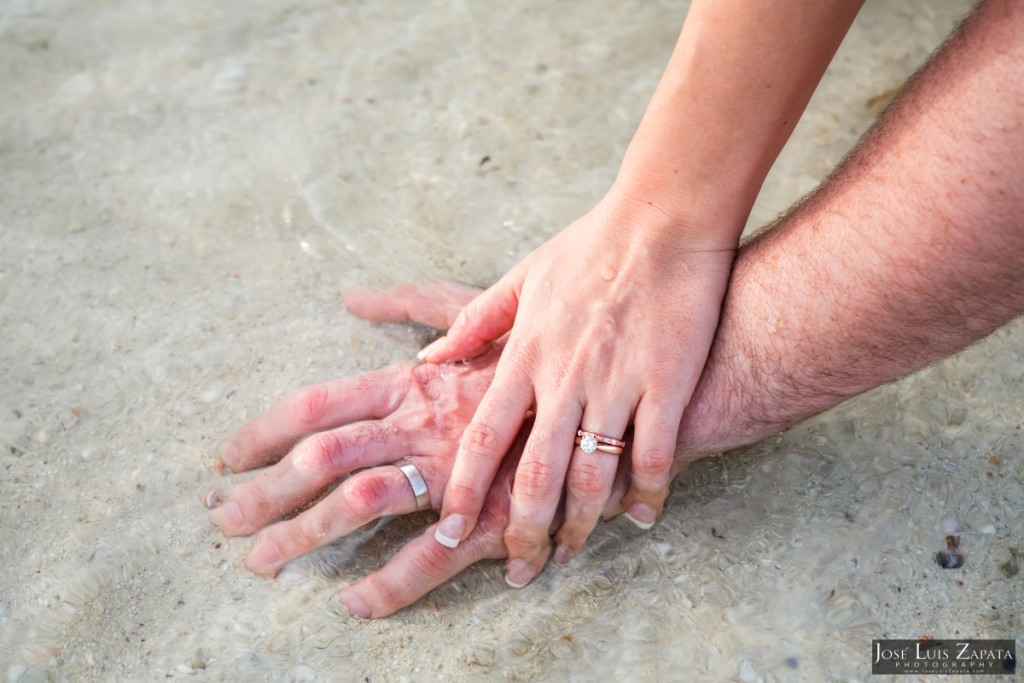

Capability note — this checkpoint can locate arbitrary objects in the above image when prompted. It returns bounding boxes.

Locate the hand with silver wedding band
[203,281,633,618]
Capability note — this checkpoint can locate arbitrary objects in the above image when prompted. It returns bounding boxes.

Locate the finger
[244,465,425,577]
[336,434,526,619]
[418,268,525,363]
[208,419,413,536]
[344,280,482,330]
[433,369,534,549]
[602,450,633,519]
[620,388,686,530]
[503,399,582,587]
[218,364,407,473]
[335,522,497,619]
[553,405,630,564]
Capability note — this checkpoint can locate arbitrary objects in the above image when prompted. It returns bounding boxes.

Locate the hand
[420,190,736,584]
[205,282,632,618]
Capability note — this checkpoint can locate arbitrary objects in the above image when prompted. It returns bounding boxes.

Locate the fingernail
[338,590,372,619]
[220,441,240,469]
[210,501,245,532]
[434,515,465,548]
[416,337,445,362]
[246,539,281,575]
[202,491,222,509]
[623,503,657,530]
[505,560,537,588]
[552,545,574,565]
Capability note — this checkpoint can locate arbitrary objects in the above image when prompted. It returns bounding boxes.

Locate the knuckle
[460,421,503,461]
[444,481,484,512]
[467,508,511,559]
[407,542,452,580]
[293,431,346,473]
[513,458,560,502]
[622,484,669,513]
[228,482,269,531]
[503,524,544,559]
[287,517,322,553]
[554,525,587,555]
[304,508,335,542]
[343,474,392,519]
[408,362,443,399]
[567,460,608,499]
[632,445,676,478]
[287,384,331,428]
[642,357,686,383]
[365,576,406,613]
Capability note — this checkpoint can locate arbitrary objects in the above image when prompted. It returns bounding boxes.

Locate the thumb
[419,269,524,363]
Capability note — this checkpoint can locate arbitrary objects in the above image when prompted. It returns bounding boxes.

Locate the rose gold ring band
[576,430,626,455]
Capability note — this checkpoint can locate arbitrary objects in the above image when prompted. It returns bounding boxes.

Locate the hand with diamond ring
[420,200,735,588]
[418,0,863,586]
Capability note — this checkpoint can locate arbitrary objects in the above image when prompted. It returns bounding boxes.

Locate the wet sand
[2,0,1020,680]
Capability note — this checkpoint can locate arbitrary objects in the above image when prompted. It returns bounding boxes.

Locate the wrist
[601,174,748,253]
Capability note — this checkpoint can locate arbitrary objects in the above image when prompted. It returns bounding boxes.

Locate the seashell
[935,551,965,569]
[213,67,248,92]
[506,637,531,656]
[942,515,964,535]
[824,594,859,627]
[192,648,210,670]
[464,643,497,667]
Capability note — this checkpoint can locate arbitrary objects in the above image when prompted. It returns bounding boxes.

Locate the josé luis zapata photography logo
[872,639,1016,675]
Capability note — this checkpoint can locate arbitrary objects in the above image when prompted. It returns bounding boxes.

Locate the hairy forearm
[613,0,863,244]
[675,0,1024,461]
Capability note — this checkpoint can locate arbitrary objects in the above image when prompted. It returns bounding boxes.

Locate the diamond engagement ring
[575,430,625,455]
[396,460,431,511]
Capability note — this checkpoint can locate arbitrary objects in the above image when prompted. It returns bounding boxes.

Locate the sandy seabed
[1,0,1021,680]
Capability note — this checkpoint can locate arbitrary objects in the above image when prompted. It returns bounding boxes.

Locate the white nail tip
[505,575,529,589]
[434,528,460,548]
[416,338,444,361]
[623,512,654,530]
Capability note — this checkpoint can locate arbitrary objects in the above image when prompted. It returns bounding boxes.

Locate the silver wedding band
[397,460,431,511]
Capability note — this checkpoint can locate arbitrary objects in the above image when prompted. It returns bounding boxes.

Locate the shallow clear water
[2,0,1020,680]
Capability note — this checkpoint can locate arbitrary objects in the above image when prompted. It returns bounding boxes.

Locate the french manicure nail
[434,514,465,548]
[338,590,372,619]
[416,337,445,362]
[220,441,240,469]
[505,560,537,588]
[552,545,574,565]
[623,503,657,530]
[202,491,222,509]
